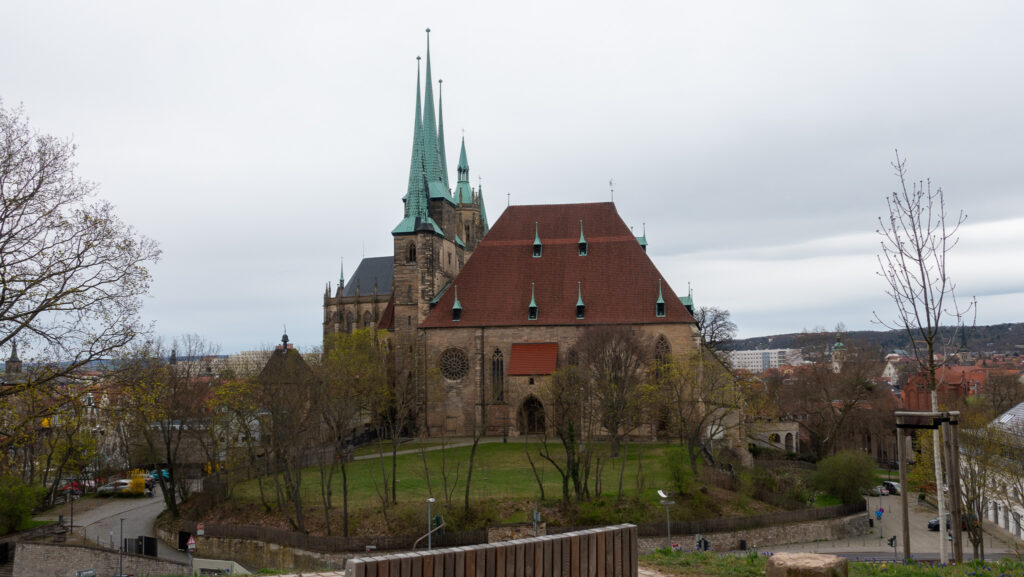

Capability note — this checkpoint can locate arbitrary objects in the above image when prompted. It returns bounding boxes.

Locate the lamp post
[118,517,125,576]
[658,490,674,551]
[426,497,436,550]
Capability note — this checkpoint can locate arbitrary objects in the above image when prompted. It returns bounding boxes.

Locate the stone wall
[346,525,638,577]
[13,542,187,577]
[487,523,547,543]
[636,513,870,554]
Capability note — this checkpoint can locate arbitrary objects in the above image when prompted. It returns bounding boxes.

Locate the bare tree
[538,365,586,504]
[0,103,160,409]
[875,150,975,564]
[319,328,387,535]
[694,306,737,353]
[573,326,650,458]
[957,409,1002,560]
[657,350,742,474]
[116,335,220,517]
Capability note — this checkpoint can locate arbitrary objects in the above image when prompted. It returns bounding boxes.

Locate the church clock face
[439,348,469,381]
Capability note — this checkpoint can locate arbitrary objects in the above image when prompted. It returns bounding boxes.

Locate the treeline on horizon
[728,322,1024,355]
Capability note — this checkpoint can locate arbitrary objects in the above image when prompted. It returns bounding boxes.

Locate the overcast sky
[3,1,1022,353]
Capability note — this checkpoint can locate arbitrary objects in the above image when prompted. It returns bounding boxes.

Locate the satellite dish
[657,490,668,499]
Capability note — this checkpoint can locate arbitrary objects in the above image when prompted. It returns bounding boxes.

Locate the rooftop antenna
[609,178,614,202]
[507,191,511,207]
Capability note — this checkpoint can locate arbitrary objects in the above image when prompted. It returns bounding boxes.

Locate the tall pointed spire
[393,55,441,236]
[438,78,450,189]
[339,257,345,289]
[422,29,443,186]
[454,135,473,203]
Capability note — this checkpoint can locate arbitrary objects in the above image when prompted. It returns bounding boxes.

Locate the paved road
[37,488,190,564]
[765,494,1016,560]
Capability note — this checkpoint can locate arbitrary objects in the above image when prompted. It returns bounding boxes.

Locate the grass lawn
[215,441,773,535]
[642,550,1024,577]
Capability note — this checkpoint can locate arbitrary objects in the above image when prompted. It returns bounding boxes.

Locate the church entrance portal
[519,396,545,435]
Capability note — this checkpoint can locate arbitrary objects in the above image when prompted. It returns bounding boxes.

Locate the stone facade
[422,324,698,438]
[12,542,187,577]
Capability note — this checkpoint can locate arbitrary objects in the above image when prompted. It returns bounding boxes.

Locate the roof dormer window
[528,282,538,320]
[576,281,585,319]
[656,278,666,318]
[452,286,462,322]
[578,219,587,256]
[533,222,542,258]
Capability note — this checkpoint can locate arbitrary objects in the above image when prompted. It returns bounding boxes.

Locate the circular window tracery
[439,348,469,381]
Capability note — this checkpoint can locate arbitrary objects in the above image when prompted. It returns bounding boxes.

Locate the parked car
[882,481,901,495]
[97,479,131,494]
[866,485,889,496]
[927,514,967,531]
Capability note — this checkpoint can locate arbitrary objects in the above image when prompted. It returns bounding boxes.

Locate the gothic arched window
[346,312,354,333]
[363,311,372,327]
[654,335,671,379]
[407,242,417,263]
[492,349,504,401]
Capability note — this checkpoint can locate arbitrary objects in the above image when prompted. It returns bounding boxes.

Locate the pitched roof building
[323,31,700,438]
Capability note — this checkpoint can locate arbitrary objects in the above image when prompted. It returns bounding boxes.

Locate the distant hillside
[728,322,1024,356]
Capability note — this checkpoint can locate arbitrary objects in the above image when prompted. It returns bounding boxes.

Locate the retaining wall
[12,542,187,577]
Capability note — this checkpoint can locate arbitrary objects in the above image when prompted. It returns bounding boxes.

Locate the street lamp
[426,497,436,550]
[657,490,674,551]
[119,517,125,576]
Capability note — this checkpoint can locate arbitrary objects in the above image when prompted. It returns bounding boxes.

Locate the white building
[728,348,803,372]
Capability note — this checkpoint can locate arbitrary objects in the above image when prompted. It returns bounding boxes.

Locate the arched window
[346,312,354,333]
[363,311,372,327]
[407,242,417,262]
[654,335,671,379]
[655,335,671,361]
[492,349,504,401]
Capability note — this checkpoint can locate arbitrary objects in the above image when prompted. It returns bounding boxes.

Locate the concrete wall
[13,542,187,577]
[636,514,870,554]
[345,525,638,577]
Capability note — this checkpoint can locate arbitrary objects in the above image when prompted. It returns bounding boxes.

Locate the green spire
[532,222,542,257]
[576,281,585,307]
[529,282,537,308]
[478,182,489,233]
[421,28,450,203]
[339,257,345,289]
[452,286,462,310]
[454,136,473,203]
[578,220,586,244]
[656,279,665,305]
[393,55,442,236]
[438,79,450,189]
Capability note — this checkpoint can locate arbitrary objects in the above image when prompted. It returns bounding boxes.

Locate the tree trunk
[616,439,629,501]
[932,390,947,565]
[342,459,350,537]
[464,436,481,513]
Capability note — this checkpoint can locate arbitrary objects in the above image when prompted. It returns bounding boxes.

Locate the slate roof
[420,202,696,328]
[343,256,394,297]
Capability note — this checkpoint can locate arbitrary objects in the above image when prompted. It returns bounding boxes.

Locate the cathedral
[323,31,699,438]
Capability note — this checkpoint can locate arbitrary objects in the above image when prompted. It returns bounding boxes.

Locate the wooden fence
[345,525,638,577]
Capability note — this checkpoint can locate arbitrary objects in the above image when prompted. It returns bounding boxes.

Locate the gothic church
[323,31,699,438]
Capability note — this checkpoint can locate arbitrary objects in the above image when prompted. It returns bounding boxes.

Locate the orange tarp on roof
[509,343,559,376]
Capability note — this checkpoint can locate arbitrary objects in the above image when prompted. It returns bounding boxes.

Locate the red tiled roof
[420,203,696,328]
[508,343,559,375]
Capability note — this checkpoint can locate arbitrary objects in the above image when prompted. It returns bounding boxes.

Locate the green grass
[226,441,730,533]
[642,550,1024,577]
[811,493,842,508]
[15,518,51,531]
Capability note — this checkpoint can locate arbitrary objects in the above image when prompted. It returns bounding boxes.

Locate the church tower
[454,136,488,257]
